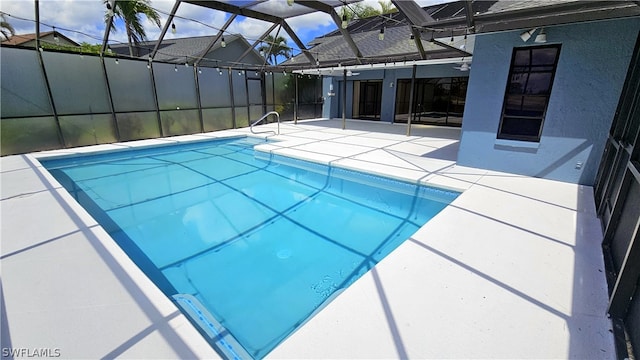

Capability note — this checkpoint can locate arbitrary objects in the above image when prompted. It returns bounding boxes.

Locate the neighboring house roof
[1,31,80,46]
[109,34,263,67]
[285,0,639,68]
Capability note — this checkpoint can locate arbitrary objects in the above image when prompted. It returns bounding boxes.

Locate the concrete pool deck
[1,119,613,359]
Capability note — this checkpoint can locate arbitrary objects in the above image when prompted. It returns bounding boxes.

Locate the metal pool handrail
[250,111,280,135]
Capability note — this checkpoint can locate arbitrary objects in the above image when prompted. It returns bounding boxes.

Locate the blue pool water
[43,136,459,359]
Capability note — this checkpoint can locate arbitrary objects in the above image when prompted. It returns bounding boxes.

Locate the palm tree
[257,35,291,65]
[340,0,395,21]
[1,14,15,41]
[105,0,161,57]
[378,0,397,15]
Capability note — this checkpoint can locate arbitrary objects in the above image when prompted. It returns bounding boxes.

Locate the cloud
[0,0,458,50]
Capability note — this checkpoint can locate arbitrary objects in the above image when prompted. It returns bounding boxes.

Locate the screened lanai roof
[279,0,640,68]
[191,0,354,19]
[97,0,640,70]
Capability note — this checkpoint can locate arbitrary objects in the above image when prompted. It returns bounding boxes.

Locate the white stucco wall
[457,17,640,185]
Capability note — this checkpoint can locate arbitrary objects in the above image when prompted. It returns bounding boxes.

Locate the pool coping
[1,119,615,359]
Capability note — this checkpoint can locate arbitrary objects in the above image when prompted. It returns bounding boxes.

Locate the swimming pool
[42,136,459,359]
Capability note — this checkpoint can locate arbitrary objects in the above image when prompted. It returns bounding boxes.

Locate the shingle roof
[1,31,80,46]
[306,26,470,66]
[286,0,638,68]
[110,34,243,63]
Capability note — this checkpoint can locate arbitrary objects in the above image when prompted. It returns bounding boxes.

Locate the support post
[342,68,347,130]
[35,0,65,147]
[194,65,204,133]
[151,1,182,60]
[101,0,116,55]
[229,68,236,128]
[406,64,417,136]
[294,73,299,124]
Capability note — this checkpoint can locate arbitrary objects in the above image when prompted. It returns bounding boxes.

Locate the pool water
[43,136,459,359]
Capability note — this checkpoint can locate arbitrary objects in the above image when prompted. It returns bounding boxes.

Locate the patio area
[0,119,613,359]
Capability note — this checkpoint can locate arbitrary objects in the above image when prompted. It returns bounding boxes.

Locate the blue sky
[1,0,453,58]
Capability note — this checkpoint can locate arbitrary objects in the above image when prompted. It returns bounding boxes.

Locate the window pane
[433,79,451,113]
[513,49,530,66]
[1,47,53,118]
[504,95,547,117]
[450,78,467,114]
[499,45,560,142]
[508,73,528,94]
[532,47,558,65]
[500,117,542,138]
[532,65,555,72]
[504,95,523,115]
[526,73,553,94]
[522,96,547,117]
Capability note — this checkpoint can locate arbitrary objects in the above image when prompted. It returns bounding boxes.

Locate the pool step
[172,294,252,360]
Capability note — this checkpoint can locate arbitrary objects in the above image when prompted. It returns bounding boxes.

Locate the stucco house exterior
[292,1,639,187]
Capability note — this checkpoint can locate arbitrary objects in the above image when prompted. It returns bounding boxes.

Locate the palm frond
[106,0,162,56]
[1,14,15,41]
